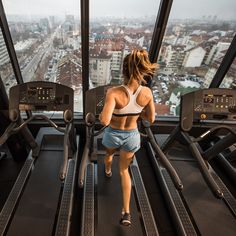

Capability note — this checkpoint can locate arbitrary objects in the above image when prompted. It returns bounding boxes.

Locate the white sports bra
[113,85,144,116]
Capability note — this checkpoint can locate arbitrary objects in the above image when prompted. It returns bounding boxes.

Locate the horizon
[6,14,236,22]
[3,0,236,21]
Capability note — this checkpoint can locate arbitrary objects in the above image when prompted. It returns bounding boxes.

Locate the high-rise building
[89,50,112,86]
[0,32,9,66]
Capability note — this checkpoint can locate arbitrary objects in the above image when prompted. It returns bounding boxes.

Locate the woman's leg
[119,149,134,214]
[104,148,116,174]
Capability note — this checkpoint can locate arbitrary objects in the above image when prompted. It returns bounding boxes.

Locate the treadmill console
[85,85,114,116]
[181,88,236,131]
[9,81,74,112]
[194,93,235,113]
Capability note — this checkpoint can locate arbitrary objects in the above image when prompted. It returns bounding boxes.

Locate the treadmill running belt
[96,154,144,236]
[171,158,236,235]
[6,134,64,236]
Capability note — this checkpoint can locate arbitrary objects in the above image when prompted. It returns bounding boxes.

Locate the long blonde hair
[122,49,158,85]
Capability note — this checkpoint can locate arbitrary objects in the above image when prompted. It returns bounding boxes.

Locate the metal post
[80,0,90,118]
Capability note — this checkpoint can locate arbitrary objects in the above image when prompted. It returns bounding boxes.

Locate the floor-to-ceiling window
[1,0,236,116]
[89,0,160,88]
[2,0,82,112]
[154,0,236,116]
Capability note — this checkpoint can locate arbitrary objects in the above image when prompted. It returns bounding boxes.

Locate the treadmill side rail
[130,157,160,236]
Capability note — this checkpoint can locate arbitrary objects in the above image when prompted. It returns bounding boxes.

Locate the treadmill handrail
[79,112,107,188]
[181,131,223,199]
[0,121,17,146]
[60,122,72,180]
[0,119,38,152]
[90,125,107,137]
[0,115,66,148]
[142,120,183,190]
[193,125,236,143]
[85,112,107,137]
[192,125,236,161]
[1,114,72,180]
[12,115,66,133]
[78,124,93,188]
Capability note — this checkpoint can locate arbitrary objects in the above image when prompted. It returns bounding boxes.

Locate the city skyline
[1,2,235,113]
[2,0,236,20]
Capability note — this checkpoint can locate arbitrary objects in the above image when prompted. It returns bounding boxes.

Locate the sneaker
[105,170,112,178]
[104,164,112,178]
[120,213,131,226]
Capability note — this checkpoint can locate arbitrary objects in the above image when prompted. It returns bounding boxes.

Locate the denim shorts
[102,126,140,153]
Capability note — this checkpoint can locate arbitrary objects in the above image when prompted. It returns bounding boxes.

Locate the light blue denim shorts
[102,126,140,153]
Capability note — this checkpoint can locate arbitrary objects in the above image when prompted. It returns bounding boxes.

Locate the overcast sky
[2,0,236,20]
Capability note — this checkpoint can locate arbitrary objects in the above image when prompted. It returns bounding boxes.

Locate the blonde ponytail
[123,49,158,85]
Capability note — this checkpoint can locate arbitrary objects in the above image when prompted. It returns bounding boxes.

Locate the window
[2,0,82,112]
[155,0,236,116]
[1,0,236,116]
[90,0,160,87]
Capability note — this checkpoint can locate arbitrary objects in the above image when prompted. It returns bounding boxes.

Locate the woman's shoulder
[140,85,152,94]
[107,85,125,93]
[106,85,123,96]
[138,86,153,102]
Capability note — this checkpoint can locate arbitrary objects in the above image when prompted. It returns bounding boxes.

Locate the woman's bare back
[107,85,155,130]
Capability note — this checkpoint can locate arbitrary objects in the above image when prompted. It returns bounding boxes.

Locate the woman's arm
[99,89,116,126]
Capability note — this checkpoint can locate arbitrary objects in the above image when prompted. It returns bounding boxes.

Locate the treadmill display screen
[203,96,214,104]
[182,88,236,127]
[9,81,73,112]
[194,94,235,113]
[27,86,55,102]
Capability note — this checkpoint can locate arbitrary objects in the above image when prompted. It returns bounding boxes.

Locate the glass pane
[156,0,236,116]
[90,0,160,87]
[0,28,17,95]
[220,57,236,88]
[2,0,82,112]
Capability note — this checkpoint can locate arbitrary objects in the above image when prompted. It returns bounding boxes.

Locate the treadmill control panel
[9,81,74,111]
[194,93,235,114]
[181,88,236,131]
[85,85,114,115]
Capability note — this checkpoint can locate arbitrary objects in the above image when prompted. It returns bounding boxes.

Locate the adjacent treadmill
[78,85,159,236]
[0,81,79,236]
[150,88,236,235]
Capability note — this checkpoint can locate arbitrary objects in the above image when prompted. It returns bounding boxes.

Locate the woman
[99,49,158,226]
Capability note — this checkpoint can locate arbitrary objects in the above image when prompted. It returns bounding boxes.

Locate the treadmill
[78,85,159,236]
[0,81,79,236]
[149,88,236,235]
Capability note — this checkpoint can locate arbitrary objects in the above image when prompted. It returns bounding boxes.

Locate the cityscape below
[0,14,235,115]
